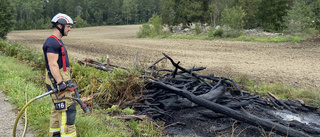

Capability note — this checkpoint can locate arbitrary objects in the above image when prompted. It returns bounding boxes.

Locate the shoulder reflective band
[49,35,67,71]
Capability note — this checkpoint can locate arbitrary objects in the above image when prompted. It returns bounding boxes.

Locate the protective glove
[57,81,67,91]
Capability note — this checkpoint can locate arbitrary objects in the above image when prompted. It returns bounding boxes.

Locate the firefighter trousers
[47,84,77,137]
[46,68,76,137]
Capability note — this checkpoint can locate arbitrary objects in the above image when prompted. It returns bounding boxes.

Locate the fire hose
[13,80,89,137]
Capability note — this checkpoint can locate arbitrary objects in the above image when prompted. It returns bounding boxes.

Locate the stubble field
[7,25,320,89]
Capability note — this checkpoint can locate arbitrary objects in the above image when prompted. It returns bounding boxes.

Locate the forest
[1,0,320,38]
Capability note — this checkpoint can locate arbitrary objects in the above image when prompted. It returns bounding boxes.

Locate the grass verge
[224,35,302,42]
[235,75,320,107]
[0,40,164,136]
[167,34,215,40]
[144,33,302,42]
[0,55,51,136]
[0,55,164,136]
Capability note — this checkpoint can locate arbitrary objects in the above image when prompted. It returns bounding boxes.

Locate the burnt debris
[132,53,320,137]
[78,53,320,137]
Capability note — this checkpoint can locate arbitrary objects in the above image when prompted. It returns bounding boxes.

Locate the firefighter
[42,13,77,137]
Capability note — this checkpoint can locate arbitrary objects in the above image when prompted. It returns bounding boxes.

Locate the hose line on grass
[13,98,36,137]
[13,89,56,137]
[13,81,88,137]
[22,84,29,137]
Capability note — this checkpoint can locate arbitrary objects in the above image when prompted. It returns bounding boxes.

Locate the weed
[214,29,224,37]
[137,14,163,38]
[96,56,106,63]
[222,29,243,38]
[227,35,302,42]
[233,74,320,107]
[195,23,201,35]
[0,40,45,71]
[207,27,215,38]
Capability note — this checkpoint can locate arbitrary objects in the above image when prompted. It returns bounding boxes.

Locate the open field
[7,25,320,89]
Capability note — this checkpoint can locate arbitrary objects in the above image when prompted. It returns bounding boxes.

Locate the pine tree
[0,0,15,39]
[257,0,289,32]
[311,0,320,32]
[161,0,175,31]
[236,0,262,29]
[283,0,314,34]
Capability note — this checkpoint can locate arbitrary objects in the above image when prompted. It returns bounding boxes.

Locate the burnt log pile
[76,54,320,137]
[131,53,320,137]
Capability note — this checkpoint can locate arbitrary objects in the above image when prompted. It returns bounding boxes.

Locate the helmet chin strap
[55,24,66,36]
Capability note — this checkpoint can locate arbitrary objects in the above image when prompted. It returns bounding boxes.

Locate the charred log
[151,80,309,137]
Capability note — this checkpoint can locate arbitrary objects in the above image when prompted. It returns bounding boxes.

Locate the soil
[7,25,320,89]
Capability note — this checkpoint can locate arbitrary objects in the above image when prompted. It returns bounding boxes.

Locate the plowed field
[7,25,320,89]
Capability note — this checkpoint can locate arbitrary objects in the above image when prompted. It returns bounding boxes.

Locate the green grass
[234,75,320,107]
[225,35,302,42]
[0,39,164,136]
[0,55,51,136]
[252,82,320,107]
[149,33,302,42]
[0,55,164,137]
[137,29,303,42]
[168,34,215,40]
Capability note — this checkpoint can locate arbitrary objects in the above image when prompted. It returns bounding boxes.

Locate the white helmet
[51,13,75,25]
[51,13,76,36]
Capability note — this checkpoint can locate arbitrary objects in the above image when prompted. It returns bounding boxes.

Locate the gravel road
[0,92,35,137]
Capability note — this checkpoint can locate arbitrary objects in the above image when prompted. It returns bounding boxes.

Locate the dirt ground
[0,92,35,137]
[7,25,320,89]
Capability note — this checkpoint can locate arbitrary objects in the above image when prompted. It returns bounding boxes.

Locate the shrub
[96,56,105,63]
[148,14,163,35]
[222,29,243,38]
[207,27,215,38]
[284,36,302,42]
[221,6,245,30]
[195,23,201,35]
[136,14,163,38]
[214,29,224,37]
[208,28,224,38]
[136,24,156,38]
[0,41,45,71]
[73,16,89,28]
[301,28,319,38]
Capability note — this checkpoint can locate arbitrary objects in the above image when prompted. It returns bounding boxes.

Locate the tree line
[161,0,320,33]
[12,0,161,30]
[1,0,319,39]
